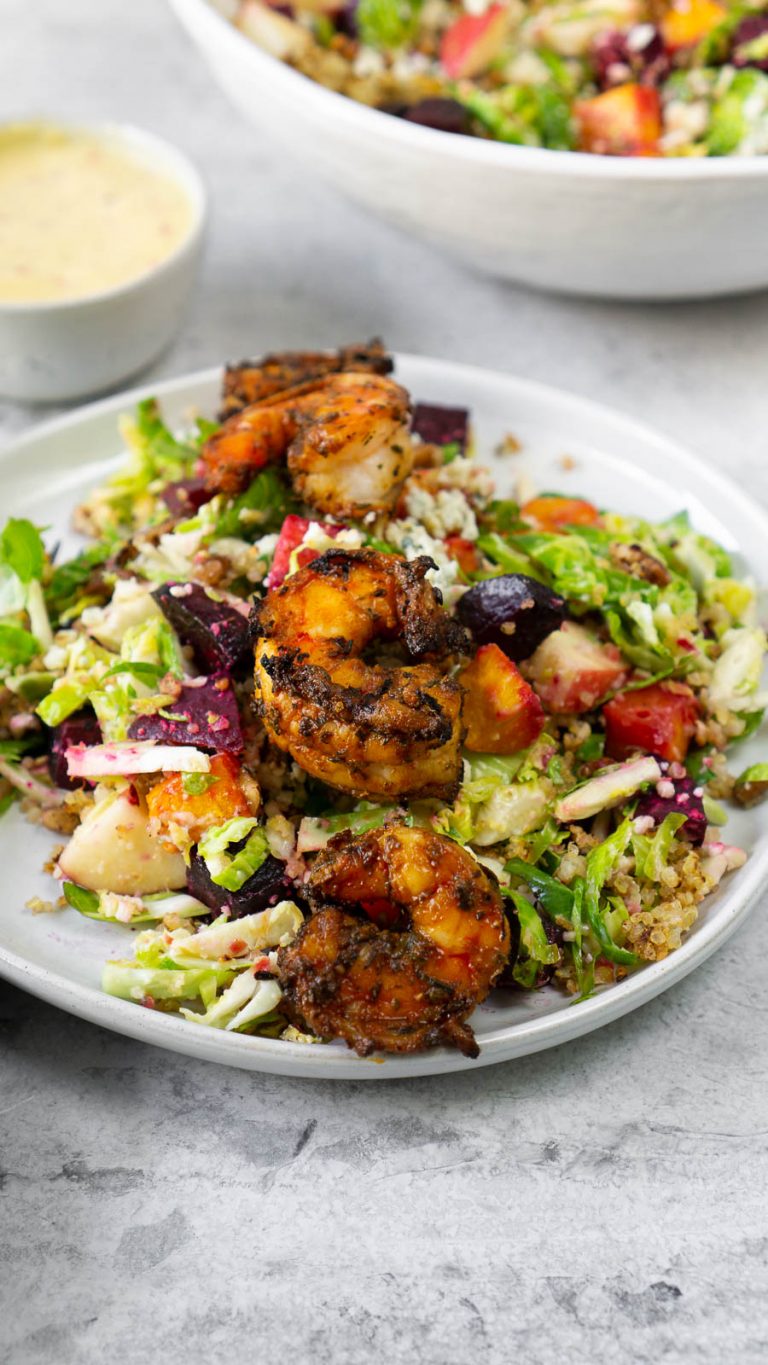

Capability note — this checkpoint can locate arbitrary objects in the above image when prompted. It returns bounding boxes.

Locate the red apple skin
[440,4,509,80]
[525,622,627,715]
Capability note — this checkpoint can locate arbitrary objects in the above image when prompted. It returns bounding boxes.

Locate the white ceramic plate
[1,354,767,1079]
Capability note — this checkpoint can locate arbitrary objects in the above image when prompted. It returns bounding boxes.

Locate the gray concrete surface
[1,2,768,1361]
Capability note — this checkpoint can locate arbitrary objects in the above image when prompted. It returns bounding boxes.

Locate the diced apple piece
[660,0,726,52]
[440,4,509,80]
[236,0,313,59]
[58,791,187,894]
[526,622,626,714]
[555,755,661,822]
[699,840,748,888]
[574,82,662,156]
[460,644,545,754]
[66,741,210,780]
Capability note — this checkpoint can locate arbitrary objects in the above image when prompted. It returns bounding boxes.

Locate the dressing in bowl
[0,121,205,402]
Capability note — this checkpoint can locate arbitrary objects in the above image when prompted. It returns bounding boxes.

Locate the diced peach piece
[460,644,545,754]
[445,534,482,575]
[520,496,600,531]
[146,753,254,843]
[660,0,726,52]
[440,4,509,79]
[574,83,662,156]
[525,622,627,714]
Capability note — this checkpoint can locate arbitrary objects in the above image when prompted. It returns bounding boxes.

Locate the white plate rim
[1,353,767,1080]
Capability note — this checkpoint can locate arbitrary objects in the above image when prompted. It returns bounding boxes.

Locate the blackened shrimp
[220,339,392,418]
[202,372,414,518]
[277,825,511,1057]
[252,549,468,801]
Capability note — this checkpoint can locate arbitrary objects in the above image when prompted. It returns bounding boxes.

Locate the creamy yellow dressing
[0,124,195,303]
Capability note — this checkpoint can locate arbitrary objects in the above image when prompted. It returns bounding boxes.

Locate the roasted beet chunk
[411,402,469,453]
[592,25,669,90]
[153,582,251,675]
[496,910,563,992]
[732,15,768,71]
[187,849,294,918]
[128,675,243,753]
[401,98,471,136]
[48,709,102,790]
[634,769,707,846]
[457,573,567,662]
[162,478,212,519]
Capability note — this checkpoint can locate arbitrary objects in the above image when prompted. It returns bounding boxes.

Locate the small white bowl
[170,0,768,301]
[0,122,206,403]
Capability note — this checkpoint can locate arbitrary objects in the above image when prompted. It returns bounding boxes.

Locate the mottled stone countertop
[2,3,768,1362]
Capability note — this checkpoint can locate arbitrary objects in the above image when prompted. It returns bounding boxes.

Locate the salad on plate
[228,0,768,156]
[1,339,765,1058]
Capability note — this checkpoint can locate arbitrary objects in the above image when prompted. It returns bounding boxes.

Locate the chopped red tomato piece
[604,682,700,762]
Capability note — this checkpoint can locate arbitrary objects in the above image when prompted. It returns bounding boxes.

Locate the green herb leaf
[0,623,40,668]
[182,772,219,796]
[37,682,90,727]
[215,467,294,540]
[63,882,101,916]
[505,858,575,921]
[502,886,560,989]
[46,540,115,624]
[102,661,166,682]
[357,0,421,49]
[0,518,45,583]
[135,398,197,469]
[738,762,768,784]
[576,733,605,761]
[583,820,639,966]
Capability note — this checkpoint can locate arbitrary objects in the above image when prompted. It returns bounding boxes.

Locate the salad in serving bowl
[228,0,768,157]
[1,339,766,1058]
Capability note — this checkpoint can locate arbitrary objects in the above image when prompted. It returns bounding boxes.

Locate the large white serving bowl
[1,353,767,1079]
[169,0,768,300]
